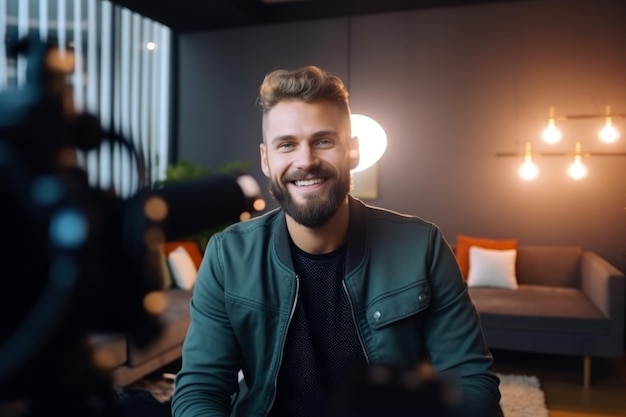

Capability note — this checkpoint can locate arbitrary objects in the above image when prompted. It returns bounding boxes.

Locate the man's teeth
[294,178,323,187]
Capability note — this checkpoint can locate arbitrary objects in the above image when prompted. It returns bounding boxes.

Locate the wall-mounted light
[350,113,388,173]
[518,142,539,181]
[541,105,623,144]
[598,106,620,143]
[498,147,625,180]
[541,106,562,145]
[567,142,588,180]
[498,105,625,181]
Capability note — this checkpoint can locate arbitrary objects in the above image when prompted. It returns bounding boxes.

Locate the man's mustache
[281,168,335,184]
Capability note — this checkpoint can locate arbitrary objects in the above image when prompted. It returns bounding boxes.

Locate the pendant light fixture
[567,142,588,181]
[518,142,539,181]
[498,105,625,180]
[541,107,562,145]
[598,106,620,143]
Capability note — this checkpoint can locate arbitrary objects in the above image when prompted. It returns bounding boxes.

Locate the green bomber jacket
[171,196,501,417]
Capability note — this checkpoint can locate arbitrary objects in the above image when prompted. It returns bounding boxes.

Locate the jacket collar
[272,195,368,273]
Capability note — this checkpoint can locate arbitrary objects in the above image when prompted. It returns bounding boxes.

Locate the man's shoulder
[218,207,283,237]
[355,198,436,229]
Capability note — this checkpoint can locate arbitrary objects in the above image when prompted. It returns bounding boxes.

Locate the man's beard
[268,166,350,228]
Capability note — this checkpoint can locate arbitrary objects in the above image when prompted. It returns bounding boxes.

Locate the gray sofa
[88,288,192,386]
[467,245,625,387]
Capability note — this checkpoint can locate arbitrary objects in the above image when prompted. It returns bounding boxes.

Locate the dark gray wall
[177,0,626,272]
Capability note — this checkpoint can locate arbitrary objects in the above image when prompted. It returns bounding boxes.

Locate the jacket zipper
[342,280,370,364]
[264,274,300,417]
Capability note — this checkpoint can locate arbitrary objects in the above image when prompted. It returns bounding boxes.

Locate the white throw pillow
[168,246,198,290]
[467,246,518,289]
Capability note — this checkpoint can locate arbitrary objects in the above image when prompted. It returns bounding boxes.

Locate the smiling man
[171,66,502,417]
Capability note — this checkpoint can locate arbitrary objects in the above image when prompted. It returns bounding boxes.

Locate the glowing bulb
[598,117,620,143]
[568,157,588,180]
[350,114,388,173]
[146,41,157,51]
[518,143,539,181]
[541,118,562,144]
[567,142,588,180]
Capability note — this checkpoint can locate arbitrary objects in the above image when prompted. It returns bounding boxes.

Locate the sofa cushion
[168,245,199,290]
[467,247,518,289]
[161,241,203,269]
[469,285,609,335]
[127,288,192,366]
[515,246,582,287]
[455,234,518,279]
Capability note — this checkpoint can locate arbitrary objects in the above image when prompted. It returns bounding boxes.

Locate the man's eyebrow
[311,130,339,138]
[269,134,295,145]
[269,130,339,145]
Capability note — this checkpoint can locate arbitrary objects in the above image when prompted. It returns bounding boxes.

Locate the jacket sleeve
[423,226,503,417]
[171,233,241,417]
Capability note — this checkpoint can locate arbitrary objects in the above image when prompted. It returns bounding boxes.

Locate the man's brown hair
[258,65,350,116]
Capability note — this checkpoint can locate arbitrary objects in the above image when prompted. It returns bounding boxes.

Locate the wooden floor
[491,349,626,417]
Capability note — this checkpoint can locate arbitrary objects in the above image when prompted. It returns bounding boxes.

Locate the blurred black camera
[0,37,262,416]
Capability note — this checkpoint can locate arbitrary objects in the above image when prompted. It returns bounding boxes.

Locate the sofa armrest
[580,250,625,354]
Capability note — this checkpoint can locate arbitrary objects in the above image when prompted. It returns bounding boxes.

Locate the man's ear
[349,135,360,171]
[260,142,270,178]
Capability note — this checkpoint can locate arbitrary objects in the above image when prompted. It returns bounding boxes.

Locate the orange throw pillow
[455,233,517,280]
[160,241,204,270]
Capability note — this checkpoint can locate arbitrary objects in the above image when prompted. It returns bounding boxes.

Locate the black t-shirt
[268,243,367,417]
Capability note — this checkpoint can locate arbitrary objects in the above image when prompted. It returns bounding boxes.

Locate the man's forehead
[265,100,349,129]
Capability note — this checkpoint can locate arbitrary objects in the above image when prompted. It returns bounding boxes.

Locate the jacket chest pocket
[365,282,431,363]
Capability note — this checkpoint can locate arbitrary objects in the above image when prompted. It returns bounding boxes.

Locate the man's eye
[316,139,333,146]
[278,142,294,150]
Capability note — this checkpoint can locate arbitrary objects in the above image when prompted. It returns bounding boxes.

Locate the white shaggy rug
[498,373,549,417]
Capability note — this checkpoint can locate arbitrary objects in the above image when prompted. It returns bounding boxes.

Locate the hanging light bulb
[598,105,620,143]
[518,142,539,181]
[541,106,562,145]
[567,142,588,180]
[350,114,388,173]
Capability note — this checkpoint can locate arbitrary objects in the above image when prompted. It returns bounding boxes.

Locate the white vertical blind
[38,0,47,39]
[17,0,28,85]
[57,0,65,52]
[99,0,113,189]
[150,22,161,183]
[72,0,85,167]
[140,17,151,175]
[118,7,131,196]
[86,0,98,115]
[1,0,172,196]
[130,12,141,193]
[72,0,82,112]
[156,25,171,182]
[0,0,6,88]
[85,0,99,183]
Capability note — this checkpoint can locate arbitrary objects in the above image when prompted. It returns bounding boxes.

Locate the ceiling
[109,0,525,33]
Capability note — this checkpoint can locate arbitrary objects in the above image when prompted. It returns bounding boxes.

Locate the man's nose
[294,146,319,168]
